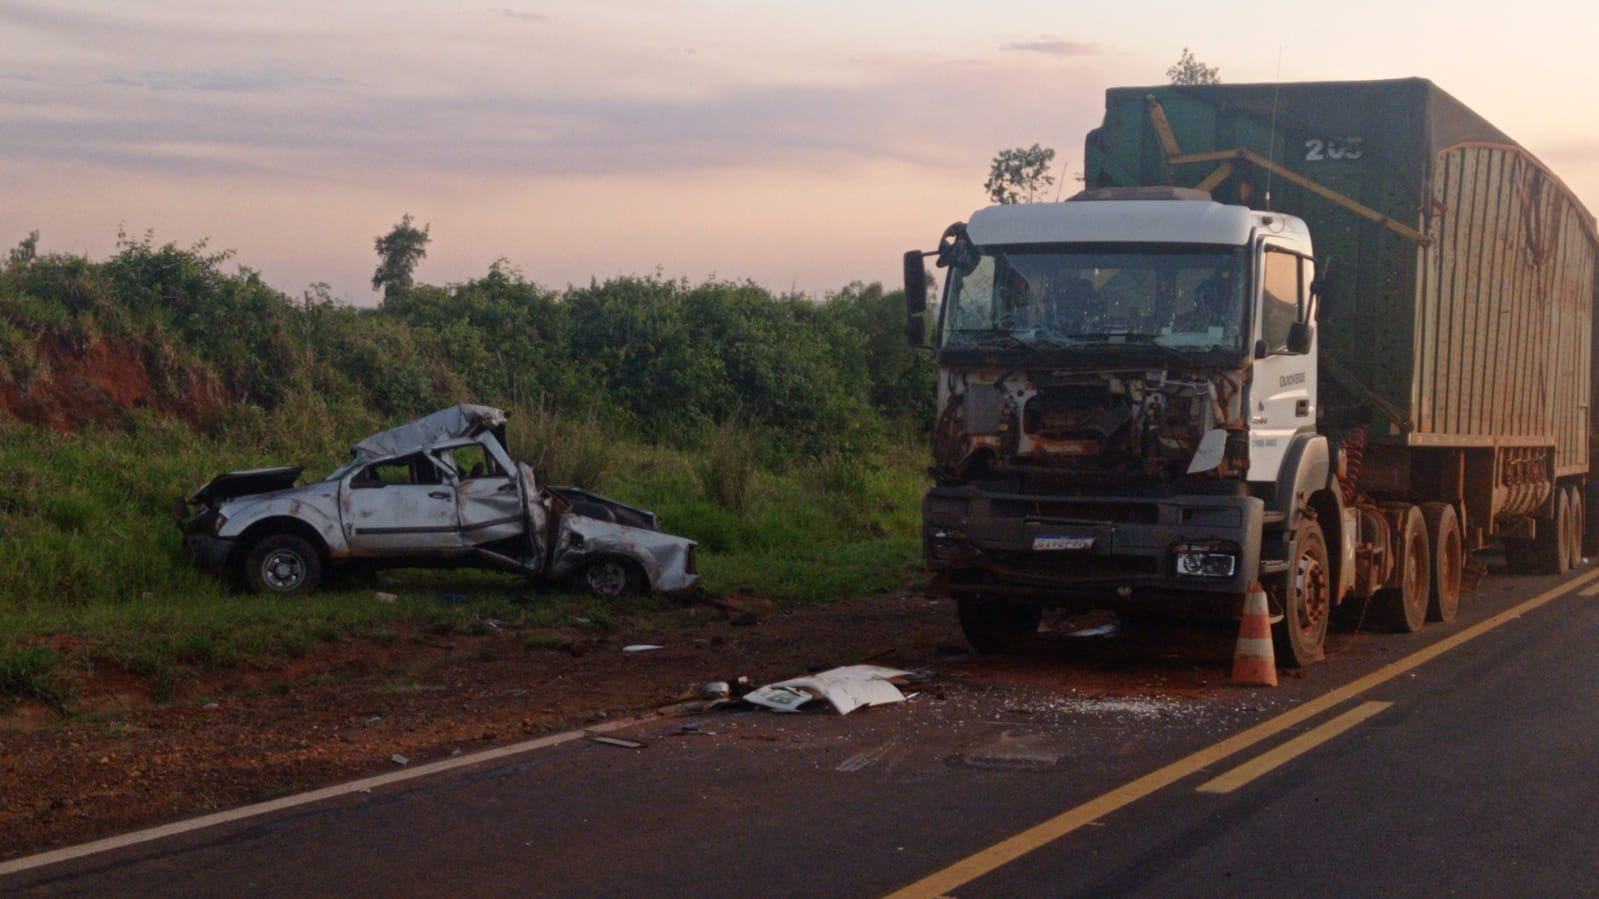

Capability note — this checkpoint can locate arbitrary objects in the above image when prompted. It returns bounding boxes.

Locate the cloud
[496,8,547,23]
[1002,39,1101,57]
[96,69,354,94]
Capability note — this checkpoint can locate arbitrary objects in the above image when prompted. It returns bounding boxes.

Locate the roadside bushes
[3,233,932,457]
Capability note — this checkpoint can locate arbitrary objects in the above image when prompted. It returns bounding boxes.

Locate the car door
[443,441,526,547]
[341,453,463,554]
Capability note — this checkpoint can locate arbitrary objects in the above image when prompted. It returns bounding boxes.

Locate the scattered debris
[699,681,731,699]
[744,665,913,715]
[375,592,398,603]
[391,753,409,766]
[622,644,664,653]
[587,735,646,749]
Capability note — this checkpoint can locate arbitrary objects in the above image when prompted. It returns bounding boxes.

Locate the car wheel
[581,557,642,599]
[244,534,322,596]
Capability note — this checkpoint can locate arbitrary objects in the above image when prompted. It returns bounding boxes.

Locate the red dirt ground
[0,594,1235,861]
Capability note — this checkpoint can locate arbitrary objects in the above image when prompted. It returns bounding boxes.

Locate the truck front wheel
[957,595,1042,654]
[244,534,323,596]
[1273,519,1331,667]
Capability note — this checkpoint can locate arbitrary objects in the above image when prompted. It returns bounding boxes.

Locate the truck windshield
[941,244,1248,355]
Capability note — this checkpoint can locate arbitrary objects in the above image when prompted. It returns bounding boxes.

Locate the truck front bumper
[922,485,1265,603]
[183,535,236,577]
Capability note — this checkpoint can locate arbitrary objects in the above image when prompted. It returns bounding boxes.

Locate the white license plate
[1033,534,1094,551]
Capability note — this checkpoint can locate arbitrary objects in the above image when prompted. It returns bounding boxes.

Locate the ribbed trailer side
[1415,143,1596,476]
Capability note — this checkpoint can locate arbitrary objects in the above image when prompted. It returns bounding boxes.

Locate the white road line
[0,716,652,878]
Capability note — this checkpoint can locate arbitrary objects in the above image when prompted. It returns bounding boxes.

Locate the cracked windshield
[942,246,1248,353]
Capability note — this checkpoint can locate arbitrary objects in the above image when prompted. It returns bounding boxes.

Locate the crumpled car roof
[350,404,508,460]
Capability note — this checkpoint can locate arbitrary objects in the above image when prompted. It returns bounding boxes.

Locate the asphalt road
[7,560,1599,898]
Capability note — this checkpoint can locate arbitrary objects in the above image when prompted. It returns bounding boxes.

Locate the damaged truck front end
[175,404,698,599]
[907,194,1292,650]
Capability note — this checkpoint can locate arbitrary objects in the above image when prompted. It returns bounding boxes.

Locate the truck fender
[1270,433,1331,531]
[217,496,347,554]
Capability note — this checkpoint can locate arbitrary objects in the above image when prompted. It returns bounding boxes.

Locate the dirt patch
[0,593,967,858]
[0,336,225,431]
[0,594,1242,861]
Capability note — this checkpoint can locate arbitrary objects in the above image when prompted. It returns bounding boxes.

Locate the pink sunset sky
[5,0,1596,304]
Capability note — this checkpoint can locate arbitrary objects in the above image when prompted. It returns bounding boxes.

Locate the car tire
[581,557,642,599]
[244,534,322,596]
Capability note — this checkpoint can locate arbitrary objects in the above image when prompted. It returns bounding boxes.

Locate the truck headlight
[1173,542,1237,578]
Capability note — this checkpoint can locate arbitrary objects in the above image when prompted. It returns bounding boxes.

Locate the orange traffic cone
[1231,583,1278,686]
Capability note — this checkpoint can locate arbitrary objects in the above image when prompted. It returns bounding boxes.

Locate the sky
[4,0,1599,305]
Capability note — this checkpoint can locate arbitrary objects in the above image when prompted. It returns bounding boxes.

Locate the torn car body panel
[175,404,698,597]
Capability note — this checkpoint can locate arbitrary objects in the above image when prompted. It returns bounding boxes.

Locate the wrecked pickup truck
[173,404,698,598]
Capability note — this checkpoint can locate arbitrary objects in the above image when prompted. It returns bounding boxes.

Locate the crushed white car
[174,404,698,598]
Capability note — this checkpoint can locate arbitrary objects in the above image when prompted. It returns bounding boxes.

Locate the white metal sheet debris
[743,665,912,715]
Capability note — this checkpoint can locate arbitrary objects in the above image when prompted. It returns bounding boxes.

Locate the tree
[1168,48,1219,85]
[7,231,39,268]
[372,214,430,299]
[984,144,1057,205]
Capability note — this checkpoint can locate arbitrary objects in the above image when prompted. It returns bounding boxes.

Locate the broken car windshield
[940,244,1249,356]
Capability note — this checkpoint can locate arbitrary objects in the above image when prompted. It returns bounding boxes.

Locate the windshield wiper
[950,329,1033,348]
[1065,333,1197,365]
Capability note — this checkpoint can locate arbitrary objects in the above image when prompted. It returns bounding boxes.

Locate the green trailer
[1085,78,1598,562]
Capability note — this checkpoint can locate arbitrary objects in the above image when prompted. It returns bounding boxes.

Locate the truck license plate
[1033,534,1094,551]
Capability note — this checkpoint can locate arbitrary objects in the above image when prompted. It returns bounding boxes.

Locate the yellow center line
[883,565,1599,899]
[1196,700,1391,793]
[1579,581,1599,597]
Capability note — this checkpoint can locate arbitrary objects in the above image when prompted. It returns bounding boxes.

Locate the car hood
[187,466,305,505]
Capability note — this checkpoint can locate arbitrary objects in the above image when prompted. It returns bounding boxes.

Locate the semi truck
[903,78,1598,665]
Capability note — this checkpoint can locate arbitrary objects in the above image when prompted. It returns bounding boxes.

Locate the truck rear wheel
[1375,505,1429,632]
[1563,484,1583,568]
[957,595,1042,654]
[1420,502,1462,623]
[1272,519,1330,667]
[1530,487,1570,575]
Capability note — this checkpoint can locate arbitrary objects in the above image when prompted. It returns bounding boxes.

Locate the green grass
[0,410,931,713]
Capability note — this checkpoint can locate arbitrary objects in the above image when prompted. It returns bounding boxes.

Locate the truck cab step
[1259,559,1290,575]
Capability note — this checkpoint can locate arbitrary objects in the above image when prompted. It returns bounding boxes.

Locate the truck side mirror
[1287,321,1314,354]
[904,250,927,314]
[904,250,933,349]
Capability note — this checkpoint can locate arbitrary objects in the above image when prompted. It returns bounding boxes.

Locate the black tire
[1272,519,1331,667]
[1503,536,1537,575]
[1421,502,1462,623]
[956,595,1042,654]
[1583,482,1599,557]
[244,534,322,596]
[1563,484,1583,569]
[1531,486,1570,575]
[580,557,642,599]
[1375,505,1429,633]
